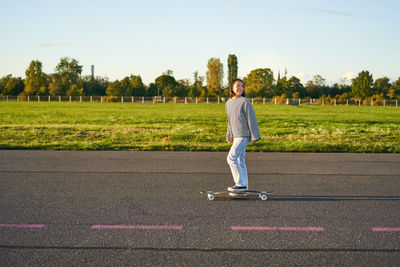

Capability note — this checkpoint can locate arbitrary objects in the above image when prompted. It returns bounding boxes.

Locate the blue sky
[1,0,399,85]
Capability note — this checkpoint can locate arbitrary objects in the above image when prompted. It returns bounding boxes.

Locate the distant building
[90,64,94,79]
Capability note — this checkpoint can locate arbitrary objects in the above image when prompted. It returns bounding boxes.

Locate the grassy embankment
[1,102,399,152]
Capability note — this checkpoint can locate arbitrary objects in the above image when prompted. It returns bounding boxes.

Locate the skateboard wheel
[260,194,268,201]
[207,194,215,201]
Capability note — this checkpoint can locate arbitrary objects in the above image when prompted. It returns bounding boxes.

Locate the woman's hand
[228,140,233,144]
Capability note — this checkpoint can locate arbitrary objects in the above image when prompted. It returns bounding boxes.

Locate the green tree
[51,57,83,95]
[275,76,305,98]
[193,71,204,86]
[82,76,108,96]
[227,54,238,85]
[305,80,318,98]
[188,71,204,97]
[130,75,146,96]
[374,77,391,97]
[119,77,132,96]
[188,84,201,97]
[287,76,306,98]
[162,84,176,97]
[0,75,24,95]
[389,77,400,99]
[387,88,395,99]
[352,70,374,98]
[105,80,122,96]
[147,83,158,97]
[200,87,208,97]
[48,74,63,96]
[155,74,177,97]
[313,75,326,87]
[305,75,326,98]
[206,57,223,97]
[67,84,84,96]
[275,76,286,96]
[243,68,274,97]
[176,79,189,97]
[24,60,48,95]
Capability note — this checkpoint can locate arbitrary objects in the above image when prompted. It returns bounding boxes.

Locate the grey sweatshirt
[225,96,261,141]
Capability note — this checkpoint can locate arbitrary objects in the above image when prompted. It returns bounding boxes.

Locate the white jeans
[227,137,251,188]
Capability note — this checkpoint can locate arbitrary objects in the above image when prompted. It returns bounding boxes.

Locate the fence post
[80,96,82,103]
[28,95,30,102]
[396,100,398,107]
[69,96,72,102]
[322,99,324,106]
[298,98,301,106]
[207,97,209,104]
[251,98,253,104]
[346,99,349,106]
[121,96,123,103]
[334,99,336,106]
[196,97,198,104]
[48,96,50,102]
[263,98,265,105]
[142,97,144,103]
[286,98,289,105]
[275,98,277,105]
[132,96,134,103]
[371,99,373,106]
[163,97,166,104]
[38,96,40,102]
[359,99,361,106]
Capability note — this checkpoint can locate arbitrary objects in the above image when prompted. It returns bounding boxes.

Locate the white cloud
[299,8,358,18]
[294,72,311,84]
[341,71,355,84]
[40,42,73,47]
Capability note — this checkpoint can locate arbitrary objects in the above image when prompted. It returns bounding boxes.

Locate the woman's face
[233,81,244,96]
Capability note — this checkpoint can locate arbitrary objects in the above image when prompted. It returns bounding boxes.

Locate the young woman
[225,79,260,192]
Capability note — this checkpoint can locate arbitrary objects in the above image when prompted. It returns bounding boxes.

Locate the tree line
[1,55,399,100]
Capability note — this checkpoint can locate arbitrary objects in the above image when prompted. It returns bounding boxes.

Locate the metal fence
[0,95,399,106]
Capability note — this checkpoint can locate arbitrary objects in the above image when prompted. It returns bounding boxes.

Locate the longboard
[200,190,274,201]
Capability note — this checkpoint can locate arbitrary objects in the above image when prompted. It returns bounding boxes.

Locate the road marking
[371,227,400,232]
[91,225,183,230]
[0,224,44,228]
[231,226,325,232]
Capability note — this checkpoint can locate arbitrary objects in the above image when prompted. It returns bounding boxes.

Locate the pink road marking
[231,226,325,232]
[91,225,183,230]
[371,227,400,232]
[0,224,44,228]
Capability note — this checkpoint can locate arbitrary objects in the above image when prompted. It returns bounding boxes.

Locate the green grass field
[1,102,399,152]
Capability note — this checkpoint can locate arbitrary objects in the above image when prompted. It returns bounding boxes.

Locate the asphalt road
[0,151,399,266]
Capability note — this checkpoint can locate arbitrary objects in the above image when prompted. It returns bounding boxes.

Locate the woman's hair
[229,78,246,98]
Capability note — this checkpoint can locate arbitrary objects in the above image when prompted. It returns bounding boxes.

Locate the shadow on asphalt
[202,195,400,201]
[273,195,400,201]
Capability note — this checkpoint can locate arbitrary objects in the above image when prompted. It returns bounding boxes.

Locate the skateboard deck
[200,190,274,201]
